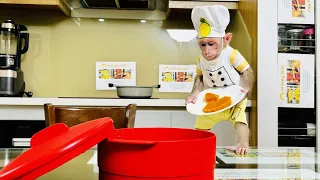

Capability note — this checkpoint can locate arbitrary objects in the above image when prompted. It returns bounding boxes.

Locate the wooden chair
[44,103,137,129]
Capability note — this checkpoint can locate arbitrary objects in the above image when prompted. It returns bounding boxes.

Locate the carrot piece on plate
[213,96,232,111]
[204,93,219,102]
[203,100,218,113]
[202,96,232,113]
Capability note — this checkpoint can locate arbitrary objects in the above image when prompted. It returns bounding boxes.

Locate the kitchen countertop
[0,97,252,107]
[1,146,319,179]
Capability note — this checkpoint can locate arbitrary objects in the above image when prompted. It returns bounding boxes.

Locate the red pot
[0,118,216,180]
[98,128,216,178]
[99,171,214,180]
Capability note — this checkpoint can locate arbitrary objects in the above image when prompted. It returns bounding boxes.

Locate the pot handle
[108,138,157,145]
[109,83,125,88]
[108,83,121,88]
[153,84,161,88]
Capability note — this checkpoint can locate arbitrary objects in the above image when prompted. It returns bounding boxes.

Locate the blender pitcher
[0,20,31,97]
[0,20,29,69]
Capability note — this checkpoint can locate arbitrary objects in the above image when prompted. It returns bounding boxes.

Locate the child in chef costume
[186,5,254,154]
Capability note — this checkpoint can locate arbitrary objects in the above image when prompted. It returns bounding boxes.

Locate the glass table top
[1,146,320,180]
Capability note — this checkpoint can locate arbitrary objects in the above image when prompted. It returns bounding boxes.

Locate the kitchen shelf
[168,0,239,10]
[166,0,239,20]
[0,97,253,107]
[0,0,71,16]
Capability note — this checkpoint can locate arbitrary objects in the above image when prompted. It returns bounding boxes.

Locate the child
[186,5,254,154]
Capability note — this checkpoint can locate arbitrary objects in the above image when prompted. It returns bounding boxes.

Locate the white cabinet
[134,110,171,128]
[211,121,237,146]
[0,103,251,148]
[171,111,249,146]
[171,111,196,129]
[135,110,250,147]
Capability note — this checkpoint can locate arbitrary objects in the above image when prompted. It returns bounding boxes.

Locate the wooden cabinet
[0,0,71,16]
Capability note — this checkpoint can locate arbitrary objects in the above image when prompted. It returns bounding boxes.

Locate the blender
[0,19,32,97]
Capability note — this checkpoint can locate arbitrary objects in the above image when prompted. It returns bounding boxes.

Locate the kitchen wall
[0,9,252,98]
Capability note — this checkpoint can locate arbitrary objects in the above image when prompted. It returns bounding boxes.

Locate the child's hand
[227,143,248,155]
[236,143,248,155]
[185,92,200,105]
[236,88,248,105]
[240,88,248,95]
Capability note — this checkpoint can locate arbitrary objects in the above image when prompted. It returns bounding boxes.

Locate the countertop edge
[0,97,252,107]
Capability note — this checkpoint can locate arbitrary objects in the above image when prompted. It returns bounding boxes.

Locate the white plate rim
[186,85,246,116]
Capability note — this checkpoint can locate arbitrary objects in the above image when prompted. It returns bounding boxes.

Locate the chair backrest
[44,103,137,129]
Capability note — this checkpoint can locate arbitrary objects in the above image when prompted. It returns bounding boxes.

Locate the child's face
[198,37,224,61]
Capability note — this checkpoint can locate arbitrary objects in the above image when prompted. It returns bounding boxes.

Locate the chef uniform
[191,5,250,130]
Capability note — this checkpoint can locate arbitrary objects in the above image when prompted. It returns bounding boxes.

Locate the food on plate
[215,96,232,109]
[204,93,219,102]
[203,100,218,113]
[202,96,232,113]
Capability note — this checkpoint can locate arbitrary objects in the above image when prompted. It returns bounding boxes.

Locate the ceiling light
[98,19,105,22]
[140,20,147,23]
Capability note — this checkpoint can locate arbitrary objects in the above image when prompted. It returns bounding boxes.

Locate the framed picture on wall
[96,62,136,90]
[158,64,197,93]
[278,53,314,108]
[278,0,314,24]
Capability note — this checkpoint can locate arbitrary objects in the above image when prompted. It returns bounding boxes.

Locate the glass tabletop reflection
[0,146,320,179]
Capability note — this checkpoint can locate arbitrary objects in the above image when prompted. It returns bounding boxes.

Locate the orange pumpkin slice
[213,96,232,112]
[204,93,219,103]
[202,96,232,113]
[203,100,218,113]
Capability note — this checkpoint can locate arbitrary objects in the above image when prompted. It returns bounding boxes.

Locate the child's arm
[234,122,250,154]
[230,50,255,97]
[186,57,204,104]
[228,50,253,154]
[240,67,254,98]
[192,75,204,93]
[193,56,204,93]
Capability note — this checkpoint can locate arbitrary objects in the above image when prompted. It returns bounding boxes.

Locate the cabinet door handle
[12,138,31,147]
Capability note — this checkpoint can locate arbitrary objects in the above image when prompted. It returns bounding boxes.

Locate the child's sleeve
[229,49,250,73]
[196,56,203,76]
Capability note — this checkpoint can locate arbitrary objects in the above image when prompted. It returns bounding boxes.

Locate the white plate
[186,85,245,116]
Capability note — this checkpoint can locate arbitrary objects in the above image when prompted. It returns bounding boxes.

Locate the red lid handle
[30,123,68,147]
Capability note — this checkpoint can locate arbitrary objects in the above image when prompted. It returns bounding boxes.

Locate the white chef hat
[191,5,230,38]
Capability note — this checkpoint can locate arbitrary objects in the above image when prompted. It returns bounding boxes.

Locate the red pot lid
[0,117,114,180]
